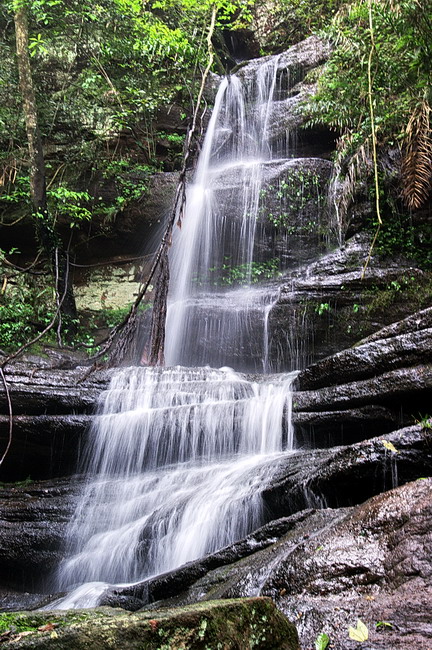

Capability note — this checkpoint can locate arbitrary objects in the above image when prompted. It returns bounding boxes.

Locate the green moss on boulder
[0,598,299,649]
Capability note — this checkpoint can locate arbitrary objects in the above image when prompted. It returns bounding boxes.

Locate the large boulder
[265,478,432,649]
[0,598,299,649]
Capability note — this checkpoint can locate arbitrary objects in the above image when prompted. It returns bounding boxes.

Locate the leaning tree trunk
[148,246,169,365]
[14,4,77,339]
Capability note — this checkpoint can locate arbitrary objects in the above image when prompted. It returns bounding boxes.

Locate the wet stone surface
[139,479,432,650]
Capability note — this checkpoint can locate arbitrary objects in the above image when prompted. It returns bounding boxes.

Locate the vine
[361,0,382,279]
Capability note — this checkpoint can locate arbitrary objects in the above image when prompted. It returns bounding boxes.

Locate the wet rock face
[95,424,431,604]
[0,362,109,416]
[0,598,299,650]
[289,305,432,445]
[268,234,432,368]
[236,35,331,83]
[296,307,432,390]
[121,480,432,650]
[0,479,81,593]
[0,362,109,481]
[265,424,432,514]
[4,419,429,613]
[0,415,92,481]
[266,479,432,649]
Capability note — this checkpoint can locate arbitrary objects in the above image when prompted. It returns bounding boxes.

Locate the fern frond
[401,100,432,210]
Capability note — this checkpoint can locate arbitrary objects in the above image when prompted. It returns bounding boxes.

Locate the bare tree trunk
[14,5,48,218]
[148,247,169,365]
[14,5,77,339]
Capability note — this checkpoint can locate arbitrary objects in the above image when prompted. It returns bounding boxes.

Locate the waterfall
[54,368,296,608]
[52,50,327,608]
[165,57,304,372]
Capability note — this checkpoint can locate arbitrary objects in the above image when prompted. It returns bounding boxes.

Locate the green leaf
[348,619,368,642]
[375,620,393,629]
[315,632,330,650]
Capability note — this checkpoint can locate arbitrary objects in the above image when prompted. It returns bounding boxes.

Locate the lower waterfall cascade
[51,46,331,608]
[52,367,297,608]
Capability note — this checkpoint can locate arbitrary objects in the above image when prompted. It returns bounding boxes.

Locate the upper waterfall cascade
[165,53,331,372]
[52,49,329,608]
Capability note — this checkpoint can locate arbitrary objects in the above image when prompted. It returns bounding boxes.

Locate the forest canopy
[0,0,431,354]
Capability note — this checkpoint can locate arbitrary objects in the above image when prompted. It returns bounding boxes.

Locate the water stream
[53,367,296,607]
[52,52,325,608]
[165,56,307,371]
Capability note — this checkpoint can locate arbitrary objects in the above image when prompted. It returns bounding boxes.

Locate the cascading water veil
[53,367,296,608]
[52,51,328,608]
[165,58,288,371]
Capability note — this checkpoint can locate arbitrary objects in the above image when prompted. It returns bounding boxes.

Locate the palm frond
[401,100,432,210]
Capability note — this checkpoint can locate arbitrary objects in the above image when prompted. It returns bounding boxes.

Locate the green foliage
[0,174,92,227]
[0,249,56,351]
[363,273,432,319]
[28,32,48,56]
[0,295,57,351]
[415,414,432,430]
[0,174,32,207]
[315,302,330,316]
[92,305,137,328]
[306,0,432,246]
[0,613,39,634]
[157,130,186,146]
[95,158,152,220]
[373,209,432,268]
[48,186,92,227]
[0,0,249,189]
[315,632,330,650]
[263,170,325,228]
[375,620,393,630]
[308,1,432,139]
[206,258,281,286]
[258,0,344,53]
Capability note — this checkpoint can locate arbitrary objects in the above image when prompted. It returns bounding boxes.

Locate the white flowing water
[54,367,296,607]
[53,54,314,608]
[165,56,295,372]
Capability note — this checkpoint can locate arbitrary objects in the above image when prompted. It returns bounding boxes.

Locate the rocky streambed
[1,302,431,648]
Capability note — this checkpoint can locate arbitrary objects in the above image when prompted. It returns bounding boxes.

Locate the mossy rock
[0,598,299,649]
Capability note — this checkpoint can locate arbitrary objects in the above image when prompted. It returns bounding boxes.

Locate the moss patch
[0,599,299,649]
